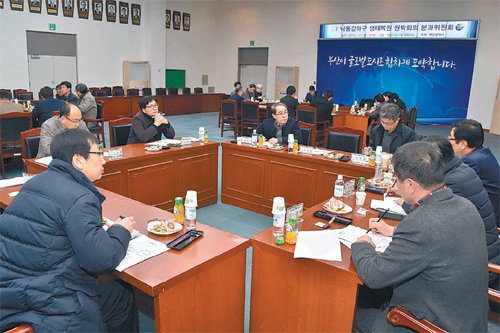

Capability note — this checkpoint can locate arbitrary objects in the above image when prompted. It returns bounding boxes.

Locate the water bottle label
[273,215,285,228]
[334,185,344,197]
[185,207,196,220]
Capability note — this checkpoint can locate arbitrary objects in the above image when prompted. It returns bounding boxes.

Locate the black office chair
[156,88,167,96]
[109,117,133,147]
[112,89,124,96]
[96,89,107,97]
[127,89,139,96]
[299,128,311,146]
[85,101,105,147]
[182,87,191,95]
[359,98,375,108]
[220,100,239,138]
[21,128,41,159]
[0,112,32,178]
[194,87,203,94]
[326,131,361,153]
[18,93,33,101]
[142,88,152,96]
[241,101,260,136]
[168,88,178,95]
[101,87,112,96]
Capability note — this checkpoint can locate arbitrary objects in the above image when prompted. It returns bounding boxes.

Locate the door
[28,55,77,95]
[239,65,268,96]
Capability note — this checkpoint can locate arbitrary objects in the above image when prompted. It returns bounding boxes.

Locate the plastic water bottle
[334,175,344,197]
[374,163,383,181]
[272,197,286,244]
[199,127,205,142]
[288,134,294,154]
[252,129,258,146]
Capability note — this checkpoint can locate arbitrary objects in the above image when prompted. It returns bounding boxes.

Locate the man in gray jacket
[76,83,97,120]
[352,141,488,332]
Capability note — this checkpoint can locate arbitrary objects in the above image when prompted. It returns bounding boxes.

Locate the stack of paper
[115,235,168,272]
[370,197,406,215]
[147,139,182,146]
[0,176,33,189]
[332,225,392,253]
[34,156,53,166]
[293,230,342,261]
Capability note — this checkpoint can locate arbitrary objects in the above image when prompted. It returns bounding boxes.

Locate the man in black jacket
[257,103,301,145]
[127,96,175,144]
[369,103,422,154]
[280,85,300,118]
[310,89,334,123]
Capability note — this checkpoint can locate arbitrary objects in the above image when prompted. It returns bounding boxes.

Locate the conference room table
[221,141,375,216]
[24,141,218,211]
[250,191,399,332]
[0,185,249,332]
[331,111,370,140]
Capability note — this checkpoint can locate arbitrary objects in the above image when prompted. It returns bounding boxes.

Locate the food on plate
[149,219,181,234]
[145,145,162,152]
[323,197,346,212]
[367,178,393,188]
[323,152,343,159]
[267,144,283,150]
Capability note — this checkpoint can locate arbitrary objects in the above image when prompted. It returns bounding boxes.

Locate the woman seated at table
[127,96,175,144]
[256,103,301,145]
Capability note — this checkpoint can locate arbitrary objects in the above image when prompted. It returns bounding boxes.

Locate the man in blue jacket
[31,86,66,127]
[257,102,301,145]
[0,129,138,332]
[450,119,500,227]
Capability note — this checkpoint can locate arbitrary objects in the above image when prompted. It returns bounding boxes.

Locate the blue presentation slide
[316,39,477,125]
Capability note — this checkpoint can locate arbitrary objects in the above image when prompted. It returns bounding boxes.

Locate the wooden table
[0,186,249,332]
[24,141,219,211]
[221,142,374,216]
[331,112,370,140]
[250,192,399,332]
[96,94,228,121]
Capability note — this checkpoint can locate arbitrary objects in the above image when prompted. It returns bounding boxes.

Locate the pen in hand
[384,179,398,199]
[366,208,390,234]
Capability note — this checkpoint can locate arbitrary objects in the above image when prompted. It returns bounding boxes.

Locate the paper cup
[185,190,198,207]
[272,197,286,215]
[355,192,367,206]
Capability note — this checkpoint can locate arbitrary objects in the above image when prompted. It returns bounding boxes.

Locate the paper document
[0,176,32,189]
[147,139,182,146]
[35,156,53,166]
[370,198,406,215]
[332,225,392,253]
[294,230,342,261]
[115,234,168,272]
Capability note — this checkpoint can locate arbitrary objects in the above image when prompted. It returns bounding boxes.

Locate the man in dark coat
[59,81,79,105]
[352,141,488,332]
[127,96,175,144]
[31,86,66,127]
[257,102,301,145]
[310,89,334,123]
[369,103,423,154]
[450,119,500,227]
[280,85,300,119]
[0,129,138,332]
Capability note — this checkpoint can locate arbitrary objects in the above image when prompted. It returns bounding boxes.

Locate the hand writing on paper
[355,235,375,248]
[368,218,395,237]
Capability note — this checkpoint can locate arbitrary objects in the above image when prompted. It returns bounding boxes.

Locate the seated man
[37,102,89,157]
[75,83,97,120]
[303,85,317,103]
[127,96,175,144]
[280,85,300,118]
[382,91,392,103]
[256,102,301,145]
[31,86,65,127]
[229,87,244,108]
[352,141,488,332]
[0,129,138,332]
[369,103,422,154]
[0,90,23,114]
[450,119,500,226]
[254,84,264,101]
[310,89,334,123]
[230,81,241,95]
[59,81,79,105]
[55,84,64,100]
[390,92,406,110]
[242,83,256,101]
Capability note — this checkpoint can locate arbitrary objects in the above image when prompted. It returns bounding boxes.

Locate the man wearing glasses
[367,103,422,155]
[1,129,138,332]
[127,96,175,144]
[37,102,89,157]
[256,103,301,145]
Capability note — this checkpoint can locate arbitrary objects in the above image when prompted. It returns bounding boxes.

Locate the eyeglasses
[447,136,460,141]
[88,151,104,156]
[380,119,397,126]
[64,116,82,125]
[146,104,159,109]
[276,112,288,117]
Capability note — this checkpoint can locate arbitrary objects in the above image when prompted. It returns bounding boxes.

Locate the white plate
[145,145,162,152]
[323,152,343,160]
[147,221,183,235]
[323,203,353,215]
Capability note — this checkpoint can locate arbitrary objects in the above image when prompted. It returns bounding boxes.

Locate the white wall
[0,0,165,89]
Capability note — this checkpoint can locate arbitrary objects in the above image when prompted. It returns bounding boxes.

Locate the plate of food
[147,219,183,235]
[366,178,393,189]
[323,197,352,214]
[323,152,344,160]
[145,145,162,152]
[267,144,283,151]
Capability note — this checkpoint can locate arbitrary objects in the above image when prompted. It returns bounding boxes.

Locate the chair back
[127,88,139,96]
[266,105,273,119]
[299,121,317,147]
[326,130,361,153]
[18,92,33,101]
[142,88,152,96]
[168,88,178,95]
[96,89,107,97]
[327,126,364,153]
[194,87,203,94]
[112,86,123,90]
[0,112,32,144]
[297,105,317,124]
[112,88,124,96]
[96,101,104,119]
[156,88,167,96]
[182,87,191,95]
[21,128,41,159]
[101,87,112,96]
[109,117,133,147]
[359,98,375,108]
[221,99,237,117]
[407,107,418,130]
[13,89,28,99]
[89,87,99,96]
[401,108,409,125]
[0,89,12,99]
[299,128,311,146]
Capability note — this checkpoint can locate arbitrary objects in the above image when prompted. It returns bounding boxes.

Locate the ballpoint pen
[366,207,390,234]
[384,179,398,199]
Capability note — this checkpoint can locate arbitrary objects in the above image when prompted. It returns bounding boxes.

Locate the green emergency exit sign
[250,40,255,46]
[49,23,56,31]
